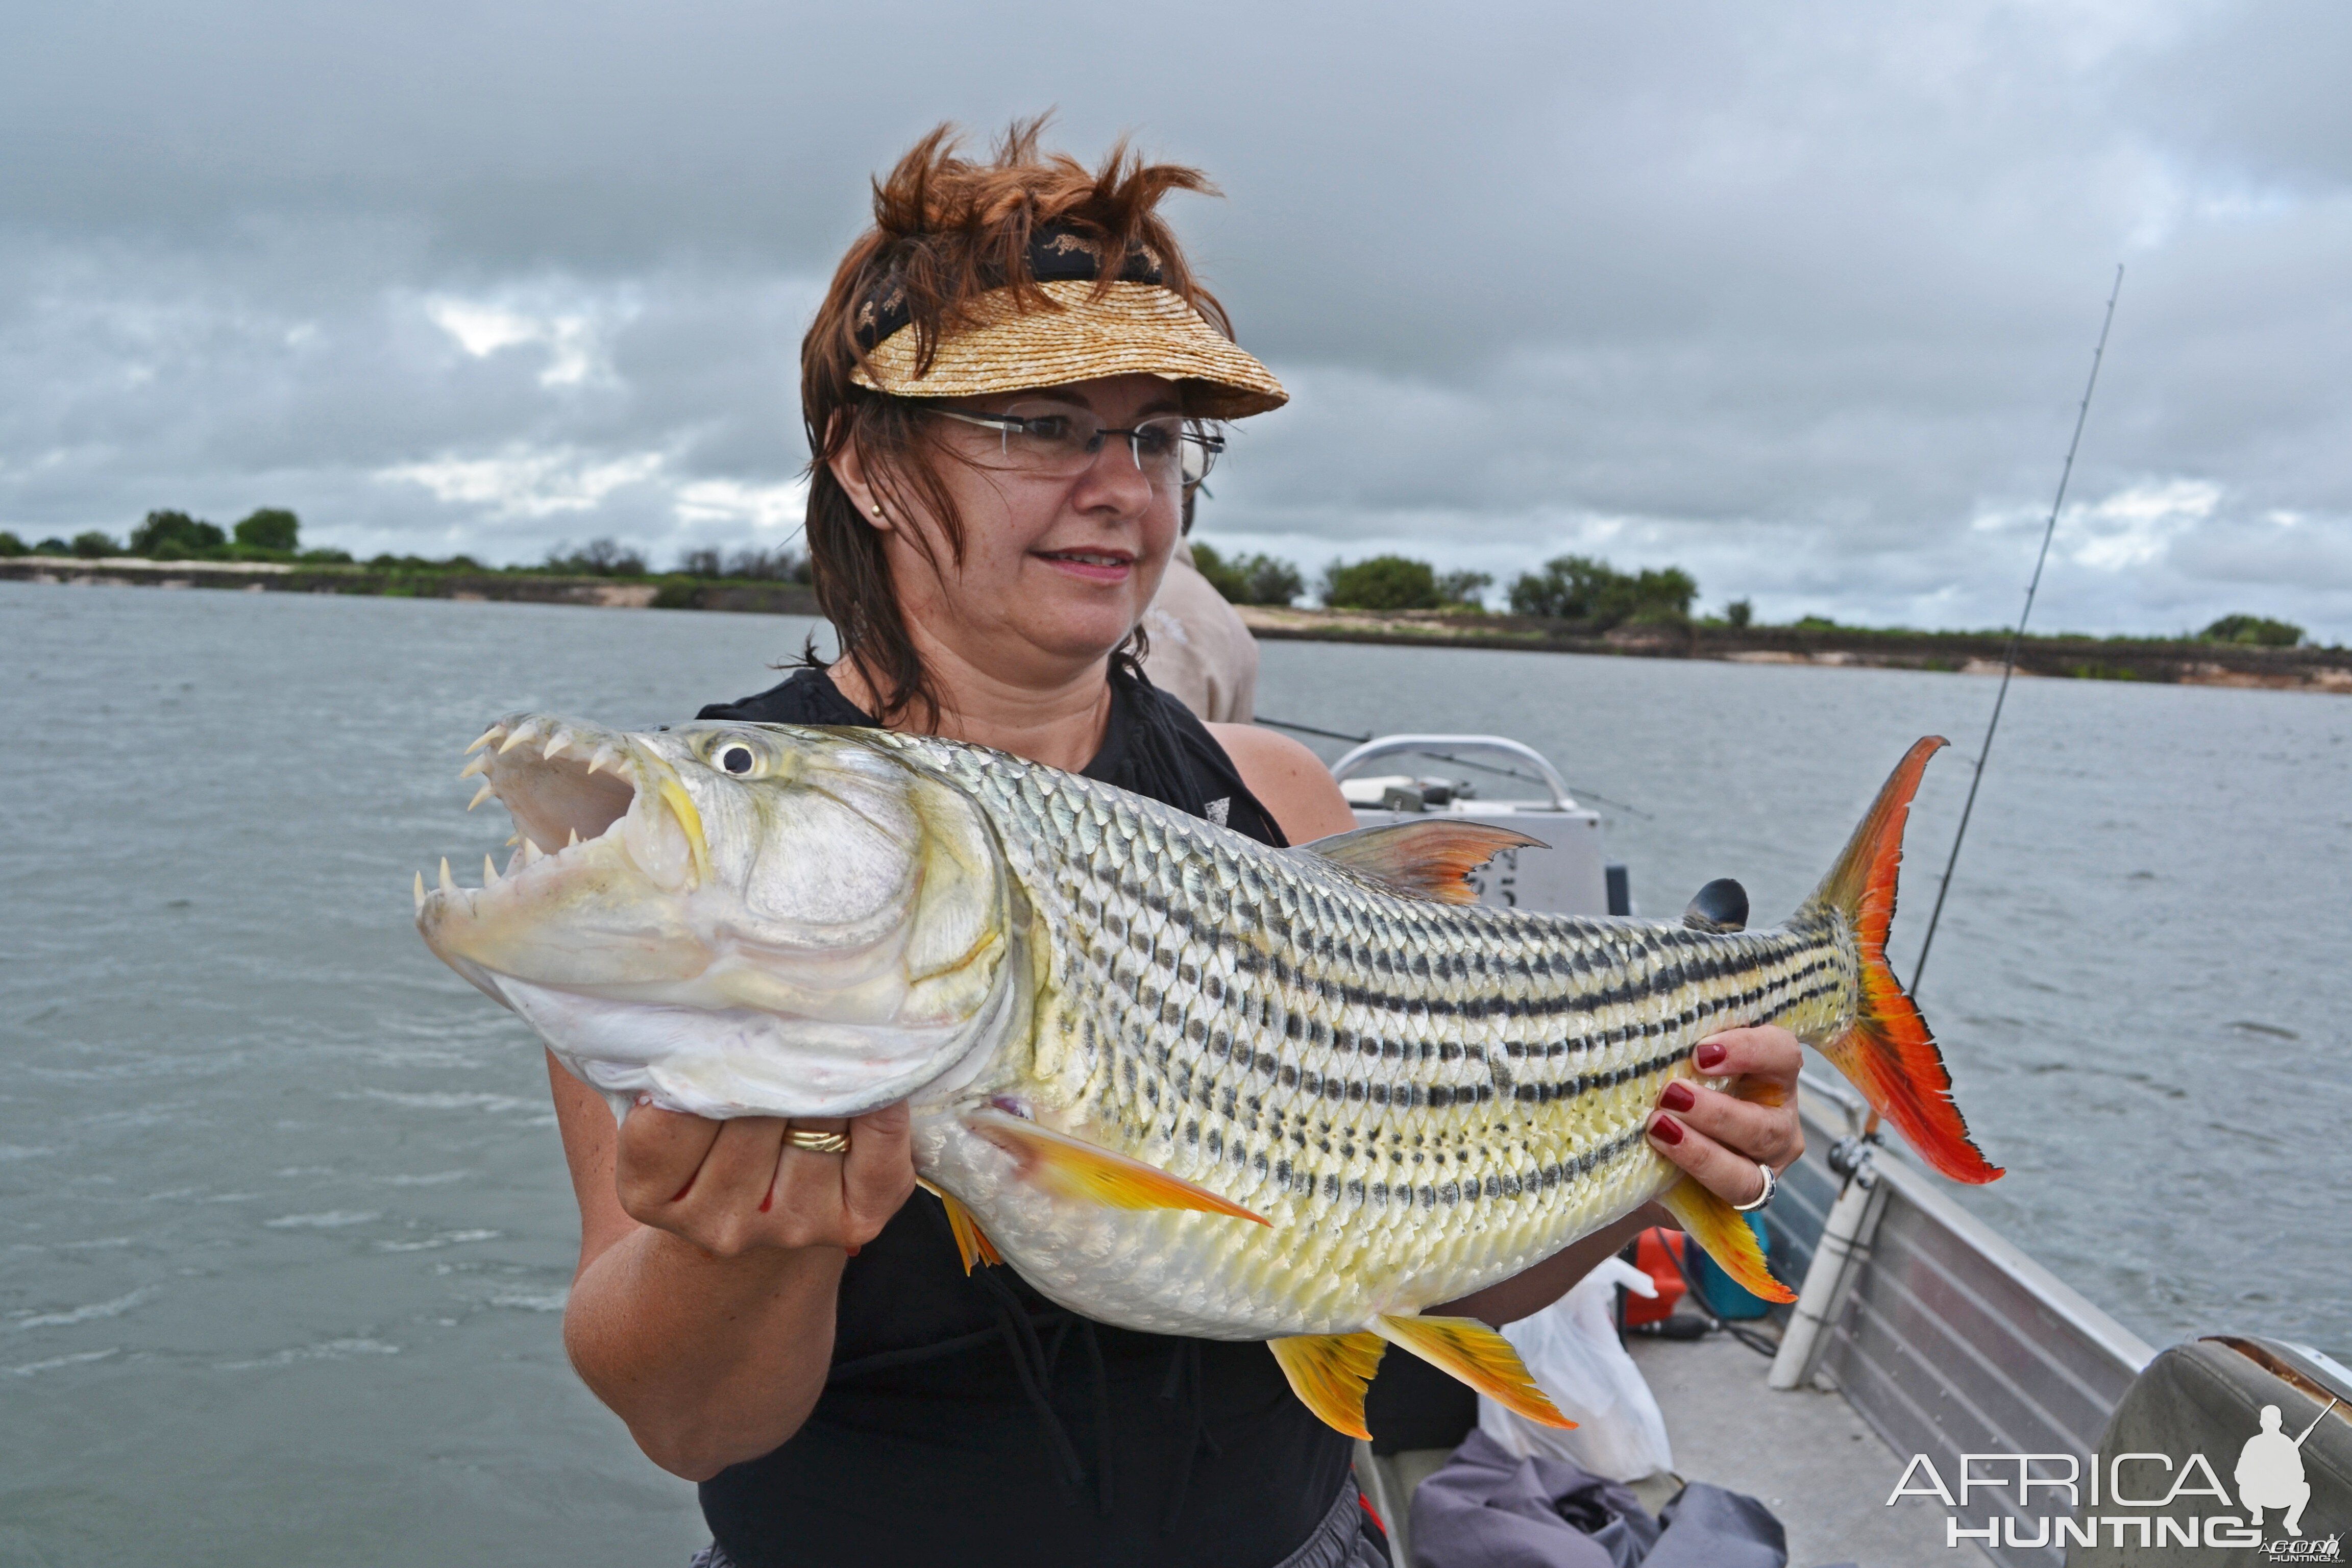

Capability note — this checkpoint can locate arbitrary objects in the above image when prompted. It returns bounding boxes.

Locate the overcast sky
[6,1,2348,636]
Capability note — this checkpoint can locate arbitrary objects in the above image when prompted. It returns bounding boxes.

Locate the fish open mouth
[415,712,707,917]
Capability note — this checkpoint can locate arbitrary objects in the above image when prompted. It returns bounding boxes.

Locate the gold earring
[872,504,884,517]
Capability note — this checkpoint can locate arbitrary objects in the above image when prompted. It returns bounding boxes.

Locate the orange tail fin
[1802,737,2003,1185]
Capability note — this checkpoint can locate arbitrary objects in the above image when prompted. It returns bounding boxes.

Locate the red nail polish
[845,1244,861,1258]
[1650,1115,1684,1146]
[758,1189,773,1214]
[1695,1043,1728,1071]
[670,1182,695,1203]
[1659,1081,1696,1113]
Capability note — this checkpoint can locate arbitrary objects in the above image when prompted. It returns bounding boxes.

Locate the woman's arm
[548,1054,917,1481]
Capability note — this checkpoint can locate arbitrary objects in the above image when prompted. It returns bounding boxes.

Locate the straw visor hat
[848,225,1287,421]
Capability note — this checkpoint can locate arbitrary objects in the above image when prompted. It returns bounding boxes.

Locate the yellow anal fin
[1302,821,1547,904]
[1659,1174,1796,1305]
[916,1179,1002,1274]
[1268,1332,1388,1440]
[1376,1314,1575,1430]
[964,1110,1270,1226]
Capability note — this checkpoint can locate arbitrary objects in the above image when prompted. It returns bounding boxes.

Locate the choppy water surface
[3,583,2345,1565]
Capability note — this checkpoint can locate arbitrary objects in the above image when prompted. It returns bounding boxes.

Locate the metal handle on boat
[1329,734,1576,811]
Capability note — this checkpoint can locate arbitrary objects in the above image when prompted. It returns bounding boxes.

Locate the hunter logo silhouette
[2240,1399,2341,1538]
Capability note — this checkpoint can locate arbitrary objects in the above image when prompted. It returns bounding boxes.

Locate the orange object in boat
[1620,1229,1689,1326]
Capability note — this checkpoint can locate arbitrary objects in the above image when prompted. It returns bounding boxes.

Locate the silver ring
[1732,1160,1776,1212]
[786,1129,850,1156]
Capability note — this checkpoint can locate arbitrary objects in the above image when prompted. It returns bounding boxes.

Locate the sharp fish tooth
[520,838,545,865]
[568,827,581,847]
[439,857,456,894]
[464,726,503,755]
[467,781,496,811]
[498,721,542,755]
[458,755,489,780]
[542,730,575,761]
[413,871,426,913]
[483,854,501,887]
[505,834,520,846]
[585,744,623,777]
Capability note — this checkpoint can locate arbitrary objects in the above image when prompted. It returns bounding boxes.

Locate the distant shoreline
[1232,605,2352,694]
[8,554,2346,694]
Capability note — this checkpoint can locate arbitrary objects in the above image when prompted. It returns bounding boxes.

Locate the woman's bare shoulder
[1206,723,1358,845]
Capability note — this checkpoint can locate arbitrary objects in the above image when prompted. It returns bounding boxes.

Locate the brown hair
[799,118,1228,727]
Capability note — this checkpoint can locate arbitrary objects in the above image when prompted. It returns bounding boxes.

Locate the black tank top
[691,667,1350,1568]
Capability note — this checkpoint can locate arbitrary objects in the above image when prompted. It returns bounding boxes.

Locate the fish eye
[719,744,756,776]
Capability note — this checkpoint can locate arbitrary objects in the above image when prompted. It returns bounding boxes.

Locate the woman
[548,124,1806,1568]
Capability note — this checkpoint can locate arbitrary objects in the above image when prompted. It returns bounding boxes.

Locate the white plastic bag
[1475,1255,1676,1482]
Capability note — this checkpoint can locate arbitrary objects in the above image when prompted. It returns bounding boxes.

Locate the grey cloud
[4,1,2348,637]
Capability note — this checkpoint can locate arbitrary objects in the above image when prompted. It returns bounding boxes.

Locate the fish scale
[878,733,1858,1337]
[418,716,1998,1436]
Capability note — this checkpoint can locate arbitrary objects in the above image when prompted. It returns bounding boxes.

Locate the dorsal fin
[1302,821,1547,904]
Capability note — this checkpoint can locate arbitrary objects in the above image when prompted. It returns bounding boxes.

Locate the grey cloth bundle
[1412,1429,1789,1568]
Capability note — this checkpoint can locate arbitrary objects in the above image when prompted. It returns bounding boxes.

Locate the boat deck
[1361,1313,1989,1568]
[1627,1324,1989,1567]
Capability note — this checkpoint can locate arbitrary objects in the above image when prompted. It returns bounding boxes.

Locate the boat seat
[2070,1336,2349,1565]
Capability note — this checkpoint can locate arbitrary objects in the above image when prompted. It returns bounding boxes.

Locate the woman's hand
[1646,1024,1806,1207]
[613,1101,918,1259]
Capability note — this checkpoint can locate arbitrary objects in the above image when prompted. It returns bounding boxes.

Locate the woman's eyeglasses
[931,403,1224,488]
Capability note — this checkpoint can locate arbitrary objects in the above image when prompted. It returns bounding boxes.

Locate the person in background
[1140,486,1260,721]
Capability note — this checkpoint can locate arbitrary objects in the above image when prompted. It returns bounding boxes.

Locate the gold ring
[786,1129,850,1155]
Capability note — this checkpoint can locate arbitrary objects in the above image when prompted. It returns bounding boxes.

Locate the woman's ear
[828,423,893,534]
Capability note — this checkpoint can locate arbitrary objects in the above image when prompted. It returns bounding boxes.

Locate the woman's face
[850,373,1186,683]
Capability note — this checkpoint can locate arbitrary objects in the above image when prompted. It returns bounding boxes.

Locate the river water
[3,583,2345,1565]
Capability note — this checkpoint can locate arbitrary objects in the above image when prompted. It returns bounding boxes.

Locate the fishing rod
[1255,716,1651,819]
[1908,264,2125,996]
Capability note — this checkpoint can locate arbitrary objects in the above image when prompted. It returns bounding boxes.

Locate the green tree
[1725,598,1753,628]
[1320,554,1439,611]
[233,508,301,552]
[2198,614,2303,647]
[1190,543,1303,606]
[1508,554,1696,627]
[1241,554,1304,606]
[129,510,226,558]
[72,530,122,558]
[1436,569,1492,609]
[0,531,27,557]
[726,546,808,582]
[1190,543,1244,600]
[546,538,649,577]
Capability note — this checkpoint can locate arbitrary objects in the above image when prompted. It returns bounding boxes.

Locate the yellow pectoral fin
[1269,1333,1388,1440]
[1376,1314,1576,1431]
[1659,1174,1796,1305]
[964,1110,1270,1226]
[916,1180,1002,1275]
